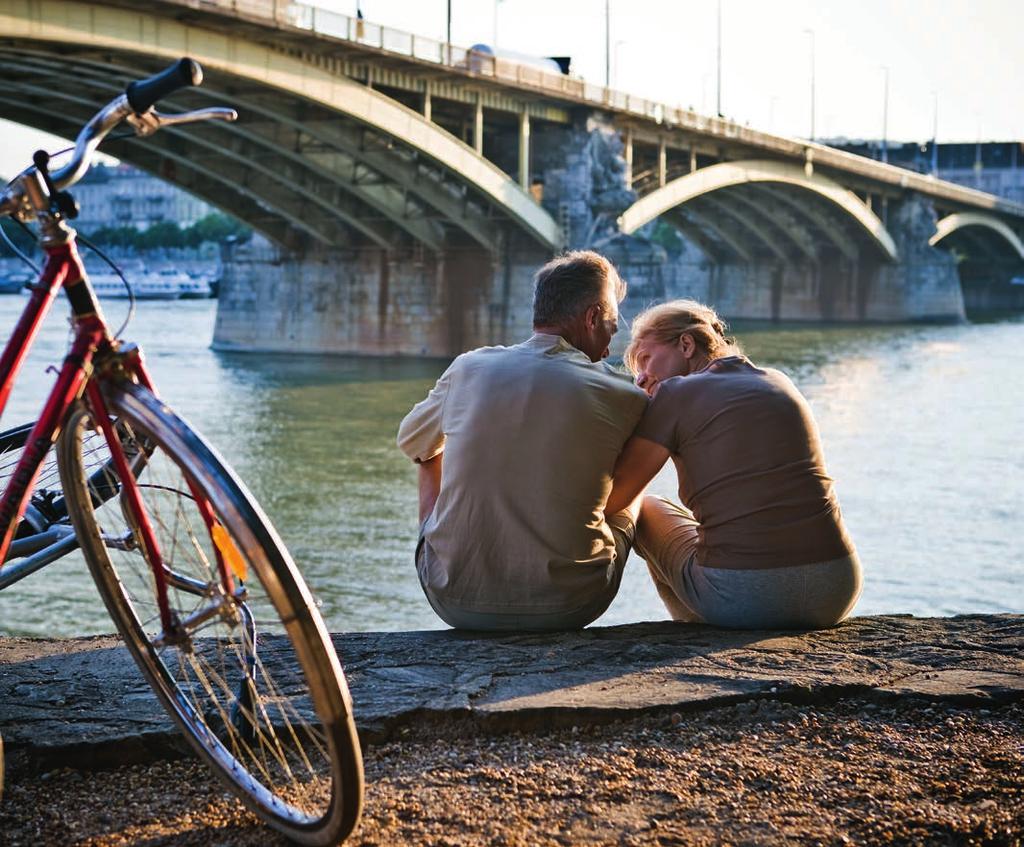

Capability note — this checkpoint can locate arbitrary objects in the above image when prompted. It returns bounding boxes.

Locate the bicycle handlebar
[0,58,235,219]
[126,58,202,114]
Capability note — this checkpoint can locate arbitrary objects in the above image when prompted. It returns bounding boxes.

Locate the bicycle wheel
[57,381,363,845]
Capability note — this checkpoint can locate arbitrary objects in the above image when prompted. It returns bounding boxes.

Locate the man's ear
[584,302,602,330]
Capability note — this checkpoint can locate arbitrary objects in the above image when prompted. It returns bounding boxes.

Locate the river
[0,295,1021,637]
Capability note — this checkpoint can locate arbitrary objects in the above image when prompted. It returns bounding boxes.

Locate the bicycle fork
[86,350,250,652]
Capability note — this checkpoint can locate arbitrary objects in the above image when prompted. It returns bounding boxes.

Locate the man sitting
[397,250,647,630]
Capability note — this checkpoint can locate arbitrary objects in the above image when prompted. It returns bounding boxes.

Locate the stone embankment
[1,614,1021,776]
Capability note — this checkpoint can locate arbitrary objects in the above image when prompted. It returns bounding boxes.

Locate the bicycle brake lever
[125,107,239,137]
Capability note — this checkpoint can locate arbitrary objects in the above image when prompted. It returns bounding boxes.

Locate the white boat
[85,265,211,300]
[179,272,213,299]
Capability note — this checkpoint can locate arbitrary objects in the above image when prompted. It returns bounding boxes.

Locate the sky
[1,0,1022,179]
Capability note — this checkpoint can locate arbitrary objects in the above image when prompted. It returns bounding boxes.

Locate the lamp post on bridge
[605,0,611,88]
[931,91,939,176]
[880,65,889,164]
[716,0,723,117]
[803,28,815,142]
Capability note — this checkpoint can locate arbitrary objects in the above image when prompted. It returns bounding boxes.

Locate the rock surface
[1,614,1021,776]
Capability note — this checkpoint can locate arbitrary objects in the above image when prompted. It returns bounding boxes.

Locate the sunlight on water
[0,296,1020,637]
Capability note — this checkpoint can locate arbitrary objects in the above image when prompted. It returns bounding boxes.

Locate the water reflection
[0,297,1020,637]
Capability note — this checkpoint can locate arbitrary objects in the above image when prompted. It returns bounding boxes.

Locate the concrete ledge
[1,614,1021,776]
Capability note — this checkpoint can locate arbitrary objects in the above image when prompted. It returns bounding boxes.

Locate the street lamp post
[931,91,939,176]
[446,0,451,63]
[880,65,889,164]
[605,0,611,88]
[803,29,815,141]
[716,0,723,116]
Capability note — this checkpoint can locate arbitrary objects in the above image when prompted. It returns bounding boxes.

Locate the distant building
[824,139,1024,205]
[73,163,214,230]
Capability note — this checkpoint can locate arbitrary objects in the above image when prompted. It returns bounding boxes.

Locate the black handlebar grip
[125,58,203,113]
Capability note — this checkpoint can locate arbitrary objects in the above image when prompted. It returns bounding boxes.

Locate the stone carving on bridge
[534,115,637,250]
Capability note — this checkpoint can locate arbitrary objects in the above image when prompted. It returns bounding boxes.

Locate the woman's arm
[605,435,670,516]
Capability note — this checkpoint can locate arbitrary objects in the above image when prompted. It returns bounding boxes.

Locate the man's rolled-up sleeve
[396,365,453,463]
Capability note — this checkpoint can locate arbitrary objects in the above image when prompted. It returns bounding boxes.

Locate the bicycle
[0,58,363,845]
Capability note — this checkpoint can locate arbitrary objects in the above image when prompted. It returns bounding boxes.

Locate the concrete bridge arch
[930,212,1024,261]
[618,159,899,264]
[614,159,906,322]
[930,212,1024,314]
[0,0,562,253]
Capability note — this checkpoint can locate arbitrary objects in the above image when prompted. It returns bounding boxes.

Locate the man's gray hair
[532,250,626,328]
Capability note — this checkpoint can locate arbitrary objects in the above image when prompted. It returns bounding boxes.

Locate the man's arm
[398,362,455,463]
[417,453,443,523]
[604,435,670,516]
[398,363,456,523]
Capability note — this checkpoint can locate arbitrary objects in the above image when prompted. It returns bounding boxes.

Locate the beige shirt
[397,333,648,613]
[634,356,855,570]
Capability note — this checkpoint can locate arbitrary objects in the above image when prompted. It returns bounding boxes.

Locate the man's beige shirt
[397,333,647,614]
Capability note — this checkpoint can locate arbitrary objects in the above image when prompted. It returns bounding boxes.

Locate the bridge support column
[422,86,432,121]
[871,194,964,321]
[474,96,484,155]
[518,110,531,189]
[624,127,633,188]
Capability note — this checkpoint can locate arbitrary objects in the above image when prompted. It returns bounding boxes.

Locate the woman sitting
[606,300,861,629]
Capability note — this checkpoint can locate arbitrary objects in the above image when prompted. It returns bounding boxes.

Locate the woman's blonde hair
[624,299,741,375]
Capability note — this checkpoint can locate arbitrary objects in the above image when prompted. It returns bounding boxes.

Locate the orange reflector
[212,522,247,582]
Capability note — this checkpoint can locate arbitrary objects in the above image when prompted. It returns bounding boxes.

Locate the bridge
[3,0,1023,355]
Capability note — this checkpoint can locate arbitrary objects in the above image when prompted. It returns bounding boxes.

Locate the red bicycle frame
[0,238,235,636]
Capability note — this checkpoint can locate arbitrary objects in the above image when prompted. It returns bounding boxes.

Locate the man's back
[398,333,646,615]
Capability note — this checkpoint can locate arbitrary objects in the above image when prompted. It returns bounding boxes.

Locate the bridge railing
[196,0,697,125]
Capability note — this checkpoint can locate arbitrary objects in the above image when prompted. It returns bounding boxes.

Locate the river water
[0,295,1021,637]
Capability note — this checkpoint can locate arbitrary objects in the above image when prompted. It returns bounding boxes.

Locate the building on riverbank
[73,163,214,231]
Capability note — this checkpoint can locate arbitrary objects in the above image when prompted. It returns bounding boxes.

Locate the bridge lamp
[716,0,723,116]
[880,65,889,164]
[605,0,612,88]
[803,29,815,142]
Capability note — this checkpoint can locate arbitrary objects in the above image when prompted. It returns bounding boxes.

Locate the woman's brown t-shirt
[633,356,855,570]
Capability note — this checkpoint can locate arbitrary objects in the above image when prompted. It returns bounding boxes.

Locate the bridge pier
[212,235,546,358]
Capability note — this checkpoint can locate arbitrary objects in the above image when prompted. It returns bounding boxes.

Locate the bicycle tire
[57,382,363,845]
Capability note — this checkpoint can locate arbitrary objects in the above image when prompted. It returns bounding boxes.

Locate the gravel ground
[1,698,1021,846]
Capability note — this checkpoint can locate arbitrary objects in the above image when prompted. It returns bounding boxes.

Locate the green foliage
[136,221,185,250]
[84,213,251,251]
[649,219,685,256]
[189,213,251,245]
[88,225,142,248]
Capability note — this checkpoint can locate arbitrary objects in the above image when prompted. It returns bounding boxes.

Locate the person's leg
[634,495,703,622]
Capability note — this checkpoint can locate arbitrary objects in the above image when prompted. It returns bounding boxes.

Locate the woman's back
[634,356,854,569]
